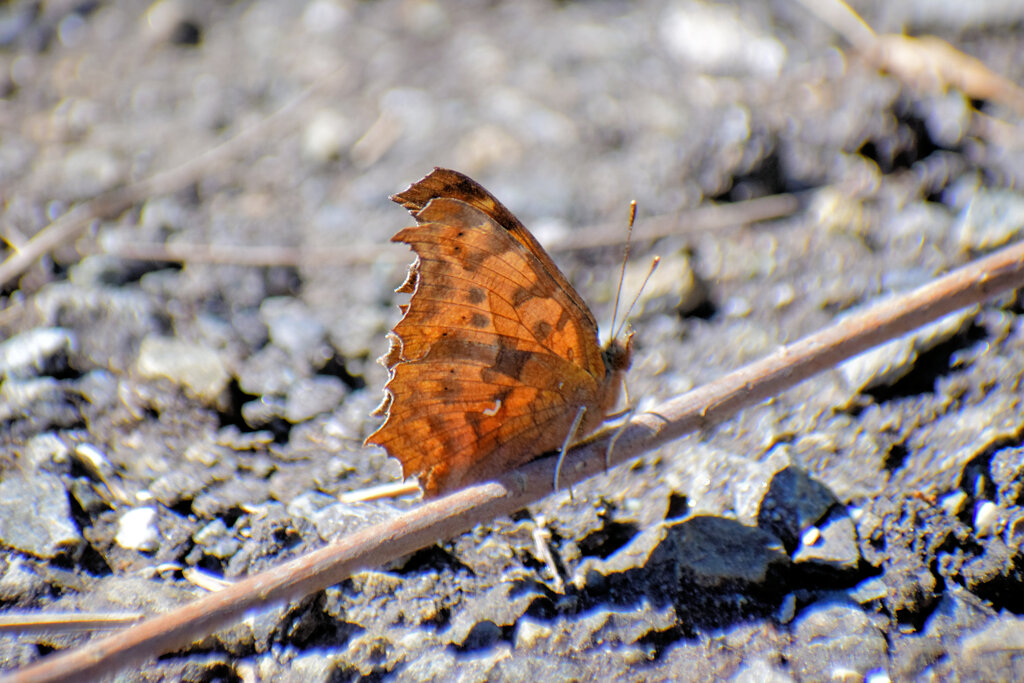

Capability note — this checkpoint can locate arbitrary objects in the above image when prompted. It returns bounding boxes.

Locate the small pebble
[973,501,999,538]
[136,336,230,405]
[115,507,160,552]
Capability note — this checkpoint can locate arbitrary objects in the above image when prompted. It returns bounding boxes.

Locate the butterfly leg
[603,376,633,471]
[604,408,634,472]
[553,406,587,501]
[602,374,632,422]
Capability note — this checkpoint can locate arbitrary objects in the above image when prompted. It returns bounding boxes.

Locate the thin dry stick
[9,237,1024,683]
[0,69,343,290]
[0,613,144,634]
[792,0,1024,116]
[99,241,391,268]
[94,192,799,268]
[789,0,876,51]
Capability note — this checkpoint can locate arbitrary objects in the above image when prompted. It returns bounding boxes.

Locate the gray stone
[0,377,68,425]
[0,556,47,603]
[68,255,150,287]
[135,335,230,405]
[74,369,119,410]
[241,395,287,428]
[676,442,780,526]
[957,613,1024,679]
[789,603,888,680]
[777,593,797,624]
[514,617,553,650]
[306,499,405,542]
[660,3,785,77]
[1003,506,1024,551]
[892,587,995,679]
[793,511,860,570]
[284,375,346,423]
[444,582,542,650]
[849,577,889,605]
[23,432,70,470]
[839,308,972,393]
[0,470,80,558]
[237,344,297,396]
[732,657,796,683]
[193,518,240,560]
[954,187,1024,251]
[0,328,75,379]
[30,284,157,371]
[941,490,969,517]
[260,297,330,362]
[285,490,338,520]
[562,603,676,654]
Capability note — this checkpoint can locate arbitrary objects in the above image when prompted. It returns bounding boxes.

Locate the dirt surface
[2,0,1024,680]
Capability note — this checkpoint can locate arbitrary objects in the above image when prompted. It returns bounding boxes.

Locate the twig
[789,0,876,51]
[9,237,1024,683]
[0,612,143,634]
[0,69,343,291]
[98,241,391,268]
[793,0,1024,116]
[95,192,799,268]
[553,192,800,251]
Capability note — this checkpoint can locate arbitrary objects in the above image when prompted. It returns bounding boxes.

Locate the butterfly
[365,168,633,497]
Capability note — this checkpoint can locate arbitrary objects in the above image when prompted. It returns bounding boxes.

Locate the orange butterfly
[365,168,632,497]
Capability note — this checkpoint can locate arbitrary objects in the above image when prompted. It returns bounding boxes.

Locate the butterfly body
[365,168,632,497]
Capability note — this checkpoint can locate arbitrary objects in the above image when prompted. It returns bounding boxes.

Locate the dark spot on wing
[533,320,553,342]
[469,312,490,328]
[512,287,534,307]
[427,412,448,434]
[467,287,486,304]
[429,339,498,366]
[429,282,453,299]
[489,346,531,381]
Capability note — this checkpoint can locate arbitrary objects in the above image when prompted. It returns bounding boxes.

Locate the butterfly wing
[391,167,598,332]
[365,195,610,496]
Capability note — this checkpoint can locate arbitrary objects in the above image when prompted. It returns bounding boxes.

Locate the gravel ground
[2,0,1024,680]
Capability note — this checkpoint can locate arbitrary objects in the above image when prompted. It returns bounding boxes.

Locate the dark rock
[664,516,788,586]
[758,465,839,552]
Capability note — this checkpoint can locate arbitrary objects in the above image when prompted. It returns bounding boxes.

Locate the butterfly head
[603,329,634,374]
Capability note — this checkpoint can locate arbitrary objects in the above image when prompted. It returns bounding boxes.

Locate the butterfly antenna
[609,200,638,343]
[613,255,660,341]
